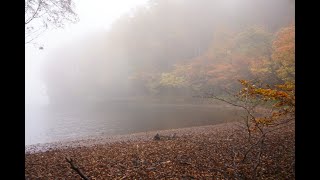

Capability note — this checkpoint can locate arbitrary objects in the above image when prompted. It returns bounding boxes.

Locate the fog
[26,0,294,145]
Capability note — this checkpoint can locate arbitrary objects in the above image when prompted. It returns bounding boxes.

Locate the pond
[25,101,244,145]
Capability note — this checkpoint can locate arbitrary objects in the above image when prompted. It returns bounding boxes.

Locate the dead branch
[253,138,265,178]
[25,0,43,25]
[65,157,90,180]
[241,133,266,163]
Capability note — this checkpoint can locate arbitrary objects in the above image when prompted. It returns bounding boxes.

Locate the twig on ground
[65,157,90,180]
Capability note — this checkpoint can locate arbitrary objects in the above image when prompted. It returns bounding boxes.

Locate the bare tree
[25,0,79,44]
[203,80,295,178]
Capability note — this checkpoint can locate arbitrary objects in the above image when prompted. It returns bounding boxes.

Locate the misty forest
[25,0,295,179]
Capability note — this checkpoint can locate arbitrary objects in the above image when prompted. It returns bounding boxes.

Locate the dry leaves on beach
[25,122,294,179]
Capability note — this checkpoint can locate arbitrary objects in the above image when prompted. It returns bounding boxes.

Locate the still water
[25,101,243,145]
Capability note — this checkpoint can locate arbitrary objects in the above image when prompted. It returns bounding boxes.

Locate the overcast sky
[25,0,150,106]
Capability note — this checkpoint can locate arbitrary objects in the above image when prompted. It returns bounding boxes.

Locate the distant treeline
[42,0,295,105]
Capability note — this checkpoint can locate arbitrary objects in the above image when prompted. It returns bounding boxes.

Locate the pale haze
[25,0,149,106]
[25,0,294,145]
[25,1,294,179]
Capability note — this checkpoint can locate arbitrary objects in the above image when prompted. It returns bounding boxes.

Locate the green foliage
[160,73,188,88]
[233,25,273,58]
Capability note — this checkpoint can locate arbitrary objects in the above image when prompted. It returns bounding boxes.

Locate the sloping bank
[25,122,294,179]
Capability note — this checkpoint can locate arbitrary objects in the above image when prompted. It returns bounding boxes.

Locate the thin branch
[65,157,90,180]
[211,95,256,121]
[242,133,266,162]
[25,0,43,25]
[253,138,264,178]
[25,26,47,44]
[25,25,44,38]
[48,0,63,9]
[245,116,252,142]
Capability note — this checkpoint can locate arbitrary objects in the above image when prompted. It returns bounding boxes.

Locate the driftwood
[65,157,90,180]
[154,133,177,141]
[154,133,160,140]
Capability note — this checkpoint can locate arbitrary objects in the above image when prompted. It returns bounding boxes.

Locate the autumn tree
[160,25,273,95]
[271,24,295,82]
[206,24,295,178]
[248,24,295,85]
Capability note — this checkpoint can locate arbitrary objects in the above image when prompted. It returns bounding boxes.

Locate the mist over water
[25,0,294,145]
[25,102,244,145]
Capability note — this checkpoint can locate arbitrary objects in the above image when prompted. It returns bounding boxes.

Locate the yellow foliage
[238,79,295,126]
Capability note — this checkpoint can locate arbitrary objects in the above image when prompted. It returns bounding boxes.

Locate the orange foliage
[238,80,295,125]
[271,24,295,82]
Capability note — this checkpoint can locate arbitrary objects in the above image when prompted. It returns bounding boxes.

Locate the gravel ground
[25,121,295,179]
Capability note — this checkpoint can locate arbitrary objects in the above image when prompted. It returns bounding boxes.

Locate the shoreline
[26,121,238,154]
